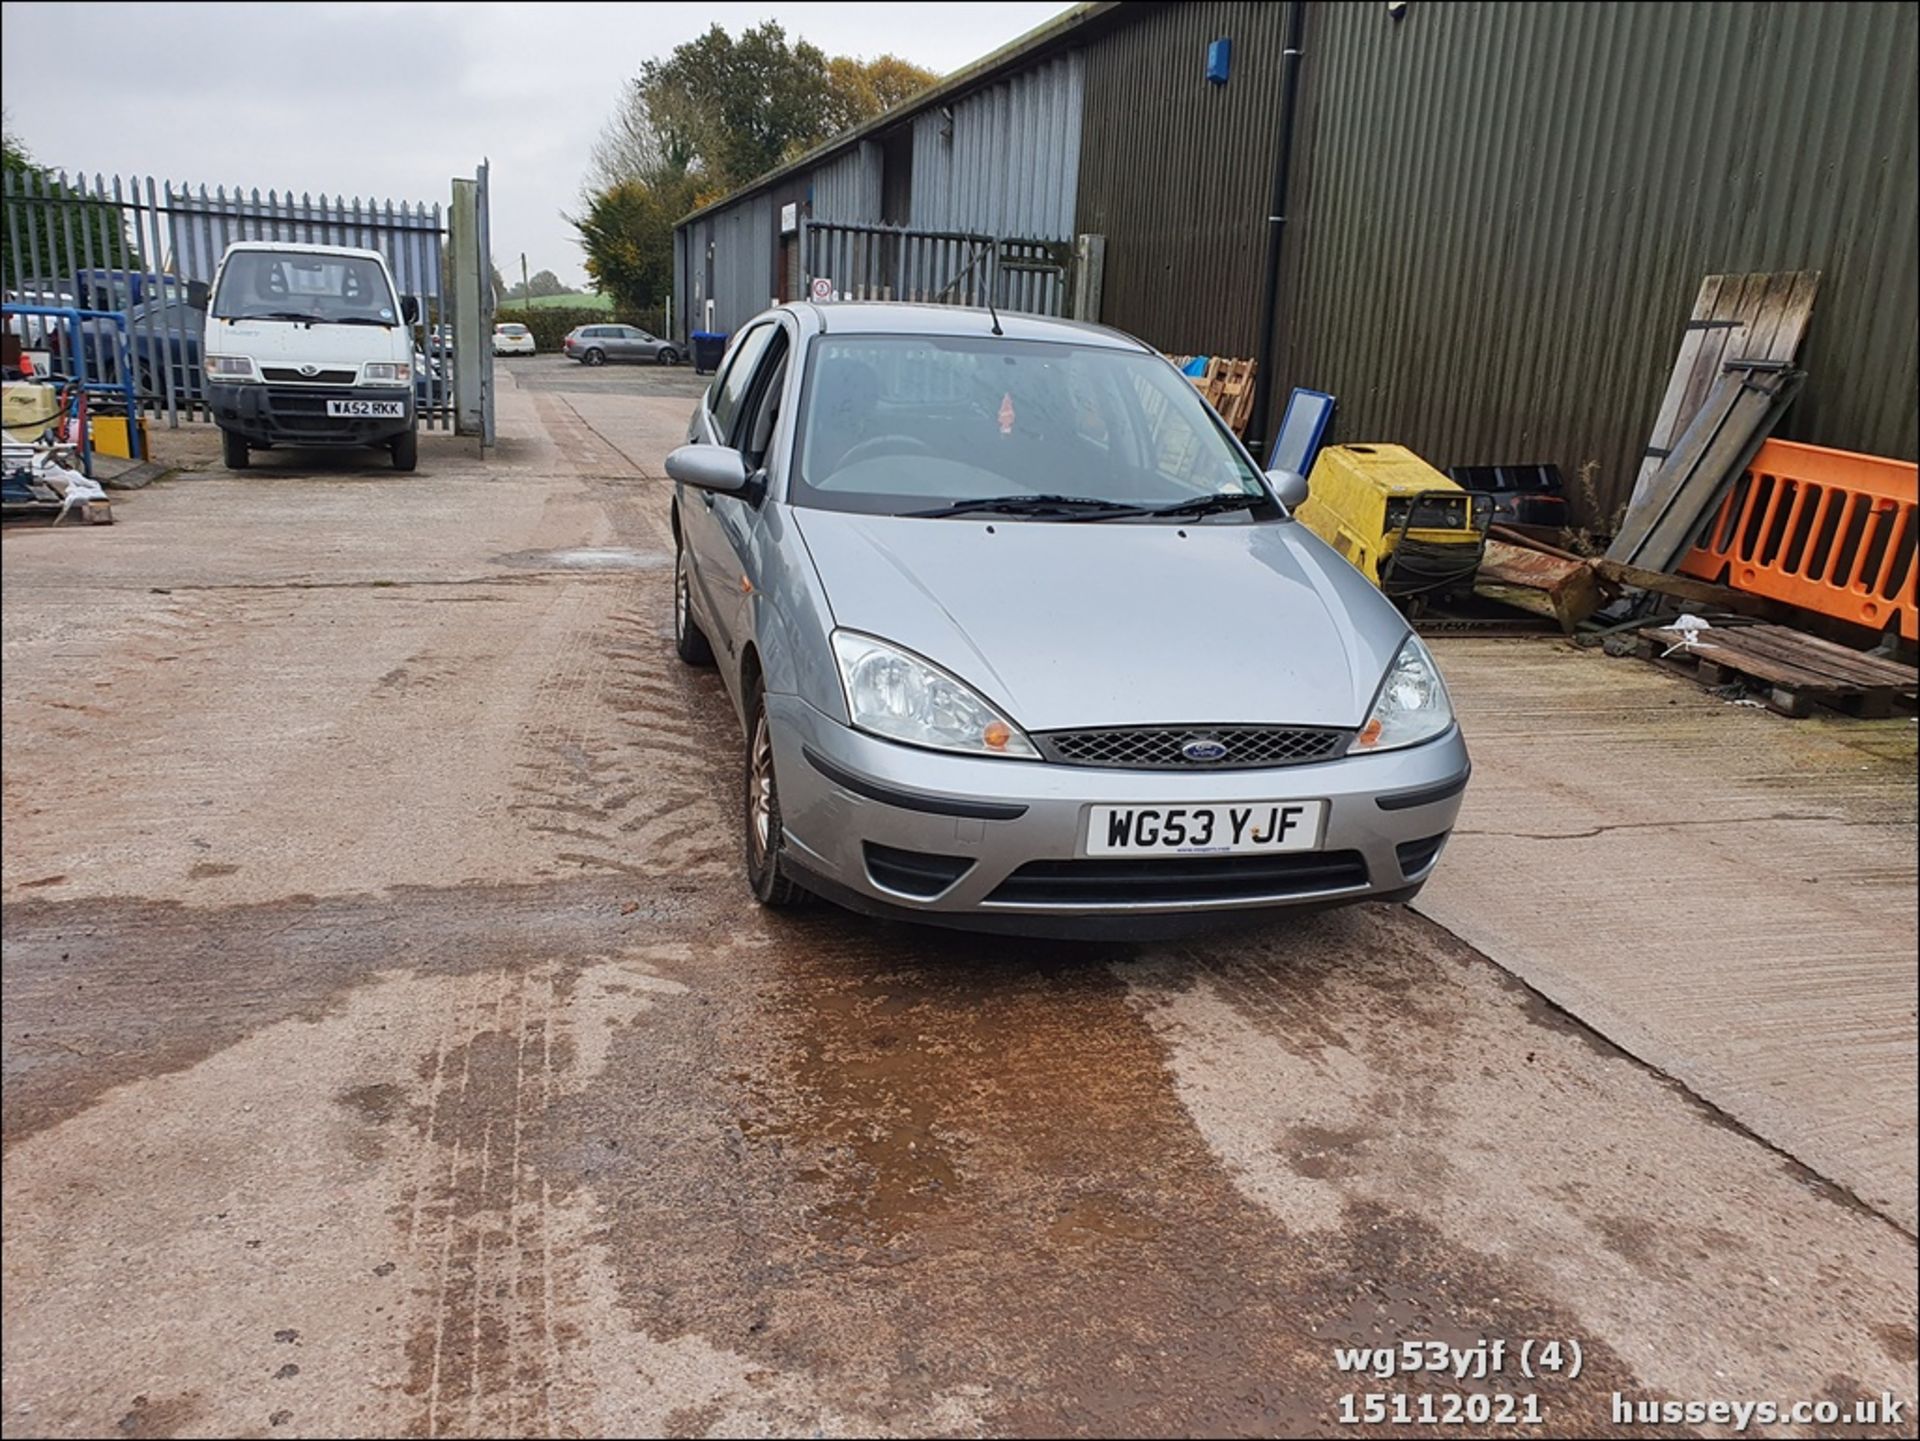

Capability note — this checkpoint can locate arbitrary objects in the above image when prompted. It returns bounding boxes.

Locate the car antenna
[981,240,1003,336]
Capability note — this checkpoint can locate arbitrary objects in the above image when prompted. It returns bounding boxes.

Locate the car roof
[774,300,1151,352]
[220,241,389,263]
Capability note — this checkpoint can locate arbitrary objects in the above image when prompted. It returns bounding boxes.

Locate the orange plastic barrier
[1681,439,1919,640]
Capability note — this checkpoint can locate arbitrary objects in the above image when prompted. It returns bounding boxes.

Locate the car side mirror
[1267,468,1310,510]
[665,443,750,494]
[400,296,420,325]
[186,280,210,311]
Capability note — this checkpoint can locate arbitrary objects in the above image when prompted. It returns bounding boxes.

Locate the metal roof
[675,2,1122,229]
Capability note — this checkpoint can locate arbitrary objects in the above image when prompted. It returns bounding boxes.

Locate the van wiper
[328,316,394,326]
[243,310,325,323]
[1140,491,1269,519]
[906,493,1153,520]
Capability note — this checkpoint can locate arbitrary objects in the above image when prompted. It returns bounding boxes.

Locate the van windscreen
[212,252,397,324]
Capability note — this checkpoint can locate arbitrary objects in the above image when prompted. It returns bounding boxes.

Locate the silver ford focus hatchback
[667,303,1469,938]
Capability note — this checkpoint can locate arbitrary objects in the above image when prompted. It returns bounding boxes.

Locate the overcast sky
[0,1,1070,289]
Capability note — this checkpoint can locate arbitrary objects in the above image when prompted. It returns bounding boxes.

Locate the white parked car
[492,322,535,356]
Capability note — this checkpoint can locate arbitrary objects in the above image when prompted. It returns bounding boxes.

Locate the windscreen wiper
[906,493,1154,520]
[1139,491,1269,520]
[328,316,395,326]
[240,310,325,324]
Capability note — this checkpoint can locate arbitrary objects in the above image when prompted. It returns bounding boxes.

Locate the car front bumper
[208,382,414,447]
[767,694,1469,937]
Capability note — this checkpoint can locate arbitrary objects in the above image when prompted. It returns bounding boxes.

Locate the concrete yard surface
[1420,640,1919,1232]
[3,361,1916,1437]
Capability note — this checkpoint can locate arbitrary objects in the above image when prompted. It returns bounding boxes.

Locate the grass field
[510,292,613,312]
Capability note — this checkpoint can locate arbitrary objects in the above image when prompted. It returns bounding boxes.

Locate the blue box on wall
[1206,37,1231,85]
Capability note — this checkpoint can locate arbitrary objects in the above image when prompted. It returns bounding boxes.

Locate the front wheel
[583,347,606,367]
[656,348,679,366]
[391,427,418,472]
[673,532,714,666]
[221,428,250,470]
[744,684,806,908]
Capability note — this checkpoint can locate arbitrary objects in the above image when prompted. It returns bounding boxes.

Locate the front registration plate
[1085,800,1326,857]
[325,399,405,418]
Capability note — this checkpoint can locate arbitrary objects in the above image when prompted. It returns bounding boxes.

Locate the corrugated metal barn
[674,0,1918,523]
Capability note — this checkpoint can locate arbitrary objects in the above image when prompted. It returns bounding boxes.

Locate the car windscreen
[211,252,398,324]
[791,335,1267,516]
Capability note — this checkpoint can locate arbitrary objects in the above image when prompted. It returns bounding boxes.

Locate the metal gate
[3,168,486,432]
[801,219,1074,318]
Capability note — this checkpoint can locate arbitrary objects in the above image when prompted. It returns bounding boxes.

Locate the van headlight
[831,631,1037,758]
[205,355,258,381]
[1349,635,1454,752]
[361,361,410,384]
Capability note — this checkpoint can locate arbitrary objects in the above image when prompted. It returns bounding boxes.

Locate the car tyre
[744,681,806,908]
[673,530,715,667]
[391,427,418,472]
[583,347,606,367]
[221,428,250,470]
[656,348,679,366]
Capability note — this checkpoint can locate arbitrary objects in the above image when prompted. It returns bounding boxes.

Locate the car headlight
[204,355,258,381]
[1349,634,1454,753]
[831,631,1037,758]
[361,361,410,384]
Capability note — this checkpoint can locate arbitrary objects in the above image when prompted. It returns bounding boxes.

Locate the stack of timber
[1166,355,1257,436]
[1633,621,1918,718]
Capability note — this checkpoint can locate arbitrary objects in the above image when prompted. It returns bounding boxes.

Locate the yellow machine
[1294,444,1489,609]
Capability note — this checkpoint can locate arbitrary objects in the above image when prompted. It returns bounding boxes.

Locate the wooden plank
[1644,628,1852,694]
[1594,557,1792,618]
[1475,539,1605,631]
[1633,275,1724,507]
[1630,272,1821,513]
[1706,624,1918,690]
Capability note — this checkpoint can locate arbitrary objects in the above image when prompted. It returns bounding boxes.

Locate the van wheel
[391,428,418,472]
[221,429,250,470]
[744,682,806,907]
[583,347,606,367]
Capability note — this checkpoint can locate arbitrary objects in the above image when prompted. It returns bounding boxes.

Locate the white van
[203,241,420,471]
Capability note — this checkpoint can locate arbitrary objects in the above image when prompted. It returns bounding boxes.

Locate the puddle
[493,547,668,572]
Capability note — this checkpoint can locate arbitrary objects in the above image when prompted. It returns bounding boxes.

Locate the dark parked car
[69,297,205,400]
[562,324,680,366]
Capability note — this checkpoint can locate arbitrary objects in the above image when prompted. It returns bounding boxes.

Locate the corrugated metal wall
[1276,0,1919,523]
[1075,3,1292,354]
[811,143,883,225]
[911,52,1085,241]
[702,193,777,335]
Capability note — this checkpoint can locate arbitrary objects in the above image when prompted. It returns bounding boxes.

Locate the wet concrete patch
[0,876,695,1149]
[492,546,669,573]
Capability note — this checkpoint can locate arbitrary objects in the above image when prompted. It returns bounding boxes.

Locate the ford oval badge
[1181,737,1228,762]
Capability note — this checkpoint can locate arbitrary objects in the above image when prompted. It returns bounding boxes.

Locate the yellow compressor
[1294,444,1489,609]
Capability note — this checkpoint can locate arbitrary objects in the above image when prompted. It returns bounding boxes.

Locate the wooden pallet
[1165,354,1257,436]
[1635,621,1917,718]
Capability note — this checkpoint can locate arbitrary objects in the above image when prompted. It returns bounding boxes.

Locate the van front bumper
[209,382,414,447]
[767,695,1470,938]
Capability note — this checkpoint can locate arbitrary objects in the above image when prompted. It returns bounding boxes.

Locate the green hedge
[500,305,670,353]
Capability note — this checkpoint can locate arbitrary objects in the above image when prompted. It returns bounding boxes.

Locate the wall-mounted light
[1206,37,1231,85]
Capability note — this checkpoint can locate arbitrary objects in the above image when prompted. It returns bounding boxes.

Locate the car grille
[261,366,358,385]
[1034,725,1349,770]
[985,851,1369,906]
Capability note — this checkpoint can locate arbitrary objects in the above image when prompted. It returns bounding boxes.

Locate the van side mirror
[400,296,420,325]
[1267,468,1310,510]
[186,280,210,311]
